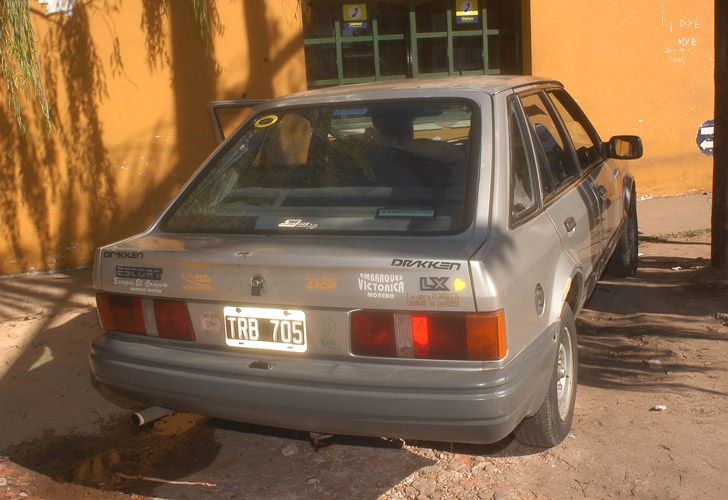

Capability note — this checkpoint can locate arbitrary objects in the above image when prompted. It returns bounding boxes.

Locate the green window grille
[303,0,522,88]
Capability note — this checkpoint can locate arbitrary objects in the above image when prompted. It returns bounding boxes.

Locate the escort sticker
[116,266,162,280]
[113,266,168,293]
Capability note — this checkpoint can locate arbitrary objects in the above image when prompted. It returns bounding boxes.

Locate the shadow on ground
[579,256,728,396]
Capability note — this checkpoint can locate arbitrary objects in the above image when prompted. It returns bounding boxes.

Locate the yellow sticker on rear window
[254,115,278,128]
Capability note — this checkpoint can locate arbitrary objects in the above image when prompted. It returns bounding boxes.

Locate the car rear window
[161,100,477,234]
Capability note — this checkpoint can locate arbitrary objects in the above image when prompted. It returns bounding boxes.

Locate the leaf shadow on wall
[0,0,307,273]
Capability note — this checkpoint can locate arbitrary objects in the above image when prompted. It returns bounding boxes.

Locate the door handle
[613,168,620,179]
[596,185,608,199]
[564,216,576,232]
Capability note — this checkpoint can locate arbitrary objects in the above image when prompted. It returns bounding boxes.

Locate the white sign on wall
[39,0,75,17]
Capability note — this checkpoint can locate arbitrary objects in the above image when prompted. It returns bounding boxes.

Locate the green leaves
[0,0,51,134]
[0,0,222,135]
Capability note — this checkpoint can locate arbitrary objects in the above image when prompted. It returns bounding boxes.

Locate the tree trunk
[713,0,728,270]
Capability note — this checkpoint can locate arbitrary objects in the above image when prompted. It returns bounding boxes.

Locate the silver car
[90,76,642,447]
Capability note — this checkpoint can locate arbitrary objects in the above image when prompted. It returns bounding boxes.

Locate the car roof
[277,76,561,103]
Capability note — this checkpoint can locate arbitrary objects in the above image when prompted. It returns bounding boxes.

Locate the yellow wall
[0,0,307,275]
[528,0,714,197]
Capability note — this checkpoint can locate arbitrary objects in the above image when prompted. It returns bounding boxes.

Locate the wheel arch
[623,174,637,212]
[564,271,584,317]
[546,253,585,325]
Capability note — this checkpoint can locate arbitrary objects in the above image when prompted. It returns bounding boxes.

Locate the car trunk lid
[96,233,479,312]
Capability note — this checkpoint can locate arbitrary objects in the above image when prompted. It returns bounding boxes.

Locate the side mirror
[606,135,643,160]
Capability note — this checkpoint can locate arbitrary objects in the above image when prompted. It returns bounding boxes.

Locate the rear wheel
[515,303,577,448]
[605,194,638,277]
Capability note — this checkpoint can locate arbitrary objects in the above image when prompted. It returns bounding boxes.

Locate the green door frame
[303,1,520,88]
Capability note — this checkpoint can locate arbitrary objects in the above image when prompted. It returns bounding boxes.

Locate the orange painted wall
[0,1,307,275]
[528,0,714,197]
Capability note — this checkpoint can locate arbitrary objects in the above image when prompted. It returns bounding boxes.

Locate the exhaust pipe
[132,406,173,426]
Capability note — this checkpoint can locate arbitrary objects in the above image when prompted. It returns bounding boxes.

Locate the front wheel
[515,303,578,448]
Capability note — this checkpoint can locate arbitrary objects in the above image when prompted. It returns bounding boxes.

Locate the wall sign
[40,0,75,17]
[343,3,368,29]
[456,0,479,25]
[696,119,714,156]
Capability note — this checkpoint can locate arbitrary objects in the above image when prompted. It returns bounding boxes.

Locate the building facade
[0,0,714,275]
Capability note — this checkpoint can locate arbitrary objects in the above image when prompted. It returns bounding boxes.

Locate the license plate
[223,306,307,353]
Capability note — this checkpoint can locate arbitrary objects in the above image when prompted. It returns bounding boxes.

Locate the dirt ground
[0,193,726,499]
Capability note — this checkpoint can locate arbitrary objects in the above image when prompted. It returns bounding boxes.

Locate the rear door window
[508,100,539,222]
[519,92,580,198]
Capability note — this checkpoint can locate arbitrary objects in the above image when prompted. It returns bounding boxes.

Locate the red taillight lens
[154,300,196,341]
[412,315,429,357]
[96,292,146,335]
[96,292,195,341]
[351,310,506,361]
[351,311,396,357]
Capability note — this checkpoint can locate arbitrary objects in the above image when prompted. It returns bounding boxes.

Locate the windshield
[161,99,477,234]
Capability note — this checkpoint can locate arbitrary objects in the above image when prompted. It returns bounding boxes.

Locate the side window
[520,92,579,198]
[509,102,538,222]
[546,89,603,170]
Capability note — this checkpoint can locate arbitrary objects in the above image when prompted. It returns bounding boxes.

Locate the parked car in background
[90,76,642,447]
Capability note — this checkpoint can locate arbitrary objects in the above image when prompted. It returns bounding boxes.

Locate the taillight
[351,312,396,357]
[96,292,146,335]
[96,292,195,341]
[154,299,195,341]
[351,310,506,361]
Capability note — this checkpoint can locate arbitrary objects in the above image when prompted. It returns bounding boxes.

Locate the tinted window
[509,103,538,221]
[162,100,475,234]
[546,90,603,169]
[520,93,579,197]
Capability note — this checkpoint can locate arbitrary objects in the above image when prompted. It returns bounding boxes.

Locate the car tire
[605,194,638,277]
[515,303,578,448]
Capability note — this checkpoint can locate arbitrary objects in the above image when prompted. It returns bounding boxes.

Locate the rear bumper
[89,327,557,444]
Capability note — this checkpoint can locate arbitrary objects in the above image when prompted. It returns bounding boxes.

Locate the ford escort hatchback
[90,76,642,447]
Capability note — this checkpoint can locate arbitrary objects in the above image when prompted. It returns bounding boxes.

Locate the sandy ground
[0,193,726,499]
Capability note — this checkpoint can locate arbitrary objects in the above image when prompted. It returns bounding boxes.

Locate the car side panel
[544,178,599,278]
[472,89,563,367]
